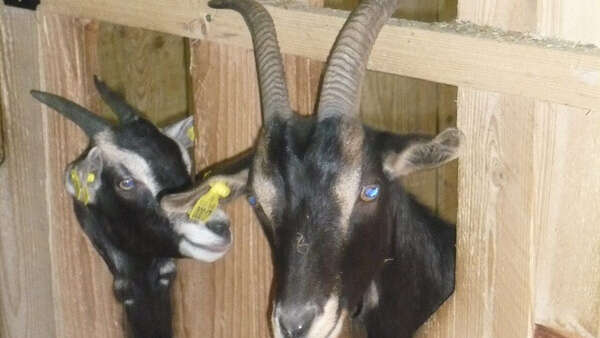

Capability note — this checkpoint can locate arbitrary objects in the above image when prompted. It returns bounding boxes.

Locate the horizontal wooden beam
[41,0,600,111]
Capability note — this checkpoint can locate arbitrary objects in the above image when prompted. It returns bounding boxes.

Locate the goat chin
[178,238,231,262]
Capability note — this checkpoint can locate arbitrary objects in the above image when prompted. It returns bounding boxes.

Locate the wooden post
[456,0,600,337]
[0,6,57,337]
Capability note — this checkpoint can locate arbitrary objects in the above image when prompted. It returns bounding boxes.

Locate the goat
[162,0,462,336]
[31,78,233,338]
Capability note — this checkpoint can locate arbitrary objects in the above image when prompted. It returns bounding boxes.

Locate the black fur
[219,116,455,338]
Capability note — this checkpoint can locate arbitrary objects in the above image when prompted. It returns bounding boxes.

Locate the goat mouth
[181,237,231,254]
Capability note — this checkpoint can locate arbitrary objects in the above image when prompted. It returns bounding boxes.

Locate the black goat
[31,78,234,338]
[161,0,461,336]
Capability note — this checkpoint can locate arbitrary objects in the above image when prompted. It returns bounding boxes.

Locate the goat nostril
[206,221,229,236]
[278,307,315,338]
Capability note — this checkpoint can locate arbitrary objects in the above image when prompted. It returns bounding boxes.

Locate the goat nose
[206,220,229,236]
[278,306,316,338]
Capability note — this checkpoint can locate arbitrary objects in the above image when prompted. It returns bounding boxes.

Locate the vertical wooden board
[455,2,537,337]
[0,7,57,338]
[183,40,270,338]
[97,24,188,124]
[38,13,125,338]
[533,3,600,336]
[532,103,600,338]
[455,90,536,338]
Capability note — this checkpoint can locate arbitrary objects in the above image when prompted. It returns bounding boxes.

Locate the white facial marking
[335,167,361,233]
[159,261,176,275]
[124,299,134,306]
[272,301,284,338]
[306,296,344,338]
[171,209,231,262]
[174,139,192,174]
[272,296,346,338]
[178,240,228,262]
[159,279,170,286]
[96,131,161,196]
[364,281,379,311]
[335,120,363,233]
[113,278,128,291]
[253,162,277,220]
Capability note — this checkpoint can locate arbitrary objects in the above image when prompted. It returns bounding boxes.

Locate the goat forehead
[257,118,364,231]
[113,124,190,189]
[95,131,164,195]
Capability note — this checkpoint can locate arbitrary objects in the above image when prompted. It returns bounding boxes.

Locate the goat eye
[360,184,380,202]
[118,178,135,190]
[247,195,257,206]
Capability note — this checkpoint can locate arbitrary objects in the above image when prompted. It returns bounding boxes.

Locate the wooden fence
[0,0,598,337]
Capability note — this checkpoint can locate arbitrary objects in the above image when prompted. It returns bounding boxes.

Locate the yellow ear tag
[186,126,195,142]
[188,181,231,222]
[70,169,90,205]
[87,173,95,183]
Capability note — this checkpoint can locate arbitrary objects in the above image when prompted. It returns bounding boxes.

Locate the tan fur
[335,119,364,233]
[252,132,278,221]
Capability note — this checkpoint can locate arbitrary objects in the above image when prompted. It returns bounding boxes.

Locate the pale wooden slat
[0,6,57,338]
[39,0,600,112]
[97,24,189,124]
[454,2,538,337]
[532,1,600,337]
[38,13,125,338]
[185,40,272,338]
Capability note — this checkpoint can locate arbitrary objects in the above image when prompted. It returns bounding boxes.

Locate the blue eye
[360,184,380,202]
[247,195,257,206]
[118,178,135,190]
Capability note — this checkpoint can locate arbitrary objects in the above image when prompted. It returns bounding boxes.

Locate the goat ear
[161,150,254,214]
[84,146,103,173]
[162,115,194,149]
[382,128,464,178]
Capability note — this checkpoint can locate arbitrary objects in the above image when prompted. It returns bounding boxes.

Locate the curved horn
[31,90,110,137]
[93,76,139,124]
[317,0,400,120]
[209,0,293,123]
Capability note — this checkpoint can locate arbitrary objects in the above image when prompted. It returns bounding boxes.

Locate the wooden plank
[455,2,537,337]
[97,24,188,124]
[532,1,600,337]
[38,13,125,338]
[0,6,57,338]
[184,40,271,338]
[40,0,600,112]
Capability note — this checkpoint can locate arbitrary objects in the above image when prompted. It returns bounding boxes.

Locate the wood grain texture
[38,13,125,338]
[185,40,272,338]
[97,24,188,124]
[532,2,600,337]
[0,7,57,338]
[455,2,537,338]
[39,0,600,112]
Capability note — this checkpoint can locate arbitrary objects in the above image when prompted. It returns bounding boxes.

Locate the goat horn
[318,0,400,120]
[31,90,110,137]
[93,76,139,124]
[209,0,293,123]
